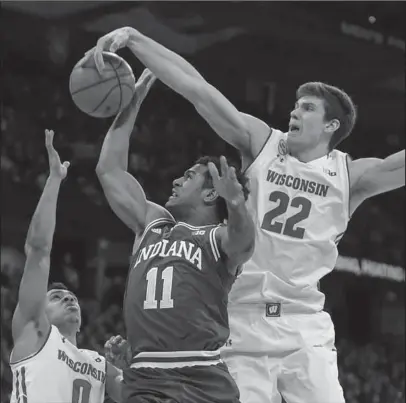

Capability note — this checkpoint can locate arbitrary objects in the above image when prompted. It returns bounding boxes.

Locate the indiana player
[95,68,254,403]
[10,130,123,403]
[88,27,405,403]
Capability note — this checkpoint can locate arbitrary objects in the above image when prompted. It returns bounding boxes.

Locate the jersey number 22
[261,191,311,239]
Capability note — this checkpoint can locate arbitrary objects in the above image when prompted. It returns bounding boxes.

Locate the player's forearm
[127,28,204,102]
[382,150,405,174]
[96,111,134,174]
[96,82,150,174]
[25,175,62,251]
[225,200,255,255]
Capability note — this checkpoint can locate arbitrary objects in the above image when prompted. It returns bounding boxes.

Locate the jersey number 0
[72,379,91,403]
[261,191,312,239]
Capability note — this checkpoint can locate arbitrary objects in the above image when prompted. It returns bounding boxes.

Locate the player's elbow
[96,160,113,177]
[24,239,51,256]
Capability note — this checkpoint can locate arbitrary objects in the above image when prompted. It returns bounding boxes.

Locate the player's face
[45,289,81,331]
[287,96,332,152]
[165,164,209,213]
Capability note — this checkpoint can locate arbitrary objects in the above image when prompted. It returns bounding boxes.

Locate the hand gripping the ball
[45,129,70,180]
[85,27,134,74]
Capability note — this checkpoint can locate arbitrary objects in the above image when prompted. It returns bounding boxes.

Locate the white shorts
[221,305,345,403]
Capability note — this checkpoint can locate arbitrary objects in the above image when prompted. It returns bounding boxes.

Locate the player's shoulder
[80,348,106,364]
[243,128,286,173]
[132,215,176,254]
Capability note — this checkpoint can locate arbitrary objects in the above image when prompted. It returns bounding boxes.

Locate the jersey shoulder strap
[245,129,287,175]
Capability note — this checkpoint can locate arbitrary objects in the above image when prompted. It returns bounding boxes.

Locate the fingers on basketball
[94,40,107,73]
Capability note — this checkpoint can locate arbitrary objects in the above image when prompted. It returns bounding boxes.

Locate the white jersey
[10,325,106,403]
[229,129,350,313]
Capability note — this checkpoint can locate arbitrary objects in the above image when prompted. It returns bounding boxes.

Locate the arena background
[1,2,404,402]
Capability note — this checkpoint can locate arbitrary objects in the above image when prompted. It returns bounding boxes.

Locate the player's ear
[325,118,340,133]
[203,188,219,205]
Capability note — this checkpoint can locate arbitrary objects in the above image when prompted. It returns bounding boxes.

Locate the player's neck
[175,208,219,227]
[58,325,78,346]
[290,143,329,163]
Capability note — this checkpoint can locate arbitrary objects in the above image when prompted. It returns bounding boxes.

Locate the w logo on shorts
[266,303,281,317]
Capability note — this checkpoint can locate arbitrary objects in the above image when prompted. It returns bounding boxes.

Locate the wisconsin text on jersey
[133,240,203,270]
[266,170,330,197]
[57,350,106,383]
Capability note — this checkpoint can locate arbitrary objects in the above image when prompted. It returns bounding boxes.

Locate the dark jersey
[124,217,237,363]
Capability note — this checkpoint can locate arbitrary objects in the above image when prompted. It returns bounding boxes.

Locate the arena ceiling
[3,1,404,98]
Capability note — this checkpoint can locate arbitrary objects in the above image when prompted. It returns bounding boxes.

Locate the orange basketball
[69,52,136,118]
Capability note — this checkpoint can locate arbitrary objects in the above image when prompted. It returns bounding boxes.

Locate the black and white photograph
[1,2,405,403]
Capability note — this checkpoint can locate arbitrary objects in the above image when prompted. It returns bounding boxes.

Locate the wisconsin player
[88,27,405,403]
[96,69,254,402]
[10,130,123,403]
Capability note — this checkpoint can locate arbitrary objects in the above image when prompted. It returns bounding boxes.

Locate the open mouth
[169,189,178,199]
[289,123,301,133]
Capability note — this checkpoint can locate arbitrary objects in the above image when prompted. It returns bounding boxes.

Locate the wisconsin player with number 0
[96,69,254,403]
[10,130,123,403]
[88,27,405,403]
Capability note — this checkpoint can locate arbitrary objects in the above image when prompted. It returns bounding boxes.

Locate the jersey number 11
[144,266,174,310]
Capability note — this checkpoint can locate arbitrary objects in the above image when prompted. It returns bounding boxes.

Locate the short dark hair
[47,282,69,292]
[195,156,250,221]
[296,82,357,151]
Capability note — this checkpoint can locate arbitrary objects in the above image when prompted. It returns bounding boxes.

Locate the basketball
[69,52,136,118]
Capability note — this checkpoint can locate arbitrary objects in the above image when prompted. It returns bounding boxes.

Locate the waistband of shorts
[228,302,322,316]
[130,349,222,369]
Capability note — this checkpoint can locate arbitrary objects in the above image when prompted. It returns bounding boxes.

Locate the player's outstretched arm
[209,157,255,272]
[96,69,170,236]
[104,335,131,402]
[12,130,69,343]
[349,150,405,215]
[105,362,124,403]
[87,27,271,168]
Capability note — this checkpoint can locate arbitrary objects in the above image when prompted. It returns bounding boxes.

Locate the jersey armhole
[132,217,175,256]
[242,128,273,174]
[10,324,53,366]
[345,153,352,220]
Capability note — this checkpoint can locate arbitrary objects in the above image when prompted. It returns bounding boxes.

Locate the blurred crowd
[2,66,404,402]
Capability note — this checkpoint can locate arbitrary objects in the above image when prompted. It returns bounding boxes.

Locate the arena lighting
[368,16,376,24]
[336,255,405,282]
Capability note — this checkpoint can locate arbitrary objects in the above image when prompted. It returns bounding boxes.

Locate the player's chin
[287,133,303,148]
[165,196,179,208]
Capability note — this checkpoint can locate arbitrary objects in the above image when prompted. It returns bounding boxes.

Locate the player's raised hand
[85,27,134,74]
[45,129,70,180]
[131,68,157,107]
[104,335,131,369]
[208,156,245,206]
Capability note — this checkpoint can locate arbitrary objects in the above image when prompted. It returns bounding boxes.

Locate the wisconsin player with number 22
[10,130,123,403]
[89,26,405,403]
[95,69,255,402]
